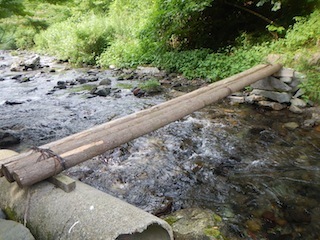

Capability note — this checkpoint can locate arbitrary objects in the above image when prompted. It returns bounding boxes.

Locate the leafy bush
[35,14,114,65]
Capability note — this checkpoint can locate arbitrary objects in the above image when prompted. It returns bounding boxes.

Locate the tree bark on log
[0,64,282,187]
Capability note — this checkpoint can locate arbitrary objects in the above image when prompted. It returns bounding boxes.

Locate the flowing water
[1,51,319,239]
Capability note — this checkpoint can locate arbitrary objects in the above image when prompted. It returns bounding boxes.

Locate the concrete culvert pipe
[0,150,173,240]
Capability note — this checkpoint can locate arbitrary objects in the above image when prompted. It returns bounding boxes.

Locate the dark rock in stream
[91,86,111,97]
[0,130,20,147]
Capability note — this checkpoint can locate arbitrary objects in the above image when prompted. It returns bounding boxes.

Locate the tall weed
[35,14,114,65]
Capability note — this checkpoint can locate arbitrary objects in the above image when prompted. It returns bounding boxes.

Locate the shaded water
[1,51,319,239]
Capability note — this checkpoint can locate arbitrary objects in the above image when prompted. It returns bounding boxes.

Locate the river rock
[0,130,20,147]
[290,98,307,108]
[251,77,275,91]
[289,105,303,114]
[99,78,112,85]
[91,86,111,97]
[0,219,35,240]
[270,77,292,91]
[10,55,41,71]
[274,68,295,78]
[24,55,41,70]
[136,66,160,75]
[164,208,224,240]
[257,101,286,110]
[251,90,292,103]
[283,122,299,130]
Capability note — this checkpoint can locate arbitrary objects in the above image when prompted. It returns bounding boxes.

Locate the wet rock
[0,219,35,240]
[0,210,6,219]
[19,77,31,83]
[56,81,67,89]
[244,94,265,103]
[87,76,99,82]
[245,219,262,232]
[12,74,22,80]
[228,96,245,104]
[76,77,88,84]
[136,66,160,75]
[289,105,303,114]
[5,100,25,105]
[283,122,299,130]
[132,87,145,98]
[164,208,224,240]
[0,130,20,147]
[99,78,112,85]
[302,119,316,128]
[91,86,111,97]
[257,101,286,110]
[251,90,292,103]
[290,98,307,108]
[284,206,311,223]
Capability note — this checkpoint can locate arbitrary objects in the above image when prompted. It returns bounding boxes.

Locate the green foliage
[35,14,114,65]
[138,79,161,93]
[0,0,26,18]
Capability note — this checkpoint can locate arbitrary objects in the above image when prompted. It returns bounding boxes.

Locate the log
[1,64,282,187]
[1,64,269,180]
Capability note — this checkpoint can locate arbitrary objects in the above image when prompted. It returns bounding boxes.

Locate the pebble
[289,105,303,114]
[245,219,262,232]
[283,122,299,130]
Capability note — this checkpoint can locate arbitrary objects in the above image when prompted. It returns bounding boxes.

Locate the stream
[1,51,320,239]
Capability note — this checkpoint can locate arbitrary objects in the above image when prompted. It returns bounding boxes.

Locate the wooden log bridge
[0,64,282,187]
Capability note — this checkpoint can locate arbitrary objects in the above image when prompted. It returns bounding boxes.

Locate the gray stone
[303,119,316,128]
[279,77,292,83]
[251,77,274,90]
[10,55,41,71]
[136,66,160,75]
[99,78,112,85]
[93,86,111,97]
[24,55,41,70]
[289,105,303,114]
[245,94,265,103]
[289,78,301,91]
[273,68,295,77]
[283,122,299,130]
[293,88,305,98]
[251,89,292,103]
[270,77,292,91]
[228,96,245,104]
[258,101,286,110]
[0,130,20,147]
[290,98,307,108]
[0,219,35,240]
